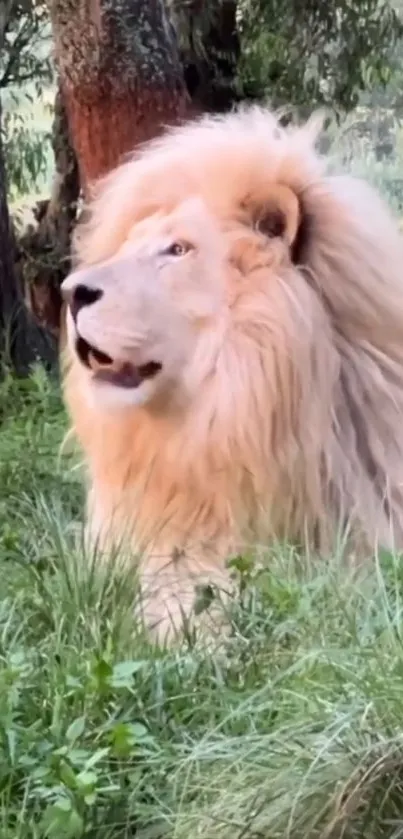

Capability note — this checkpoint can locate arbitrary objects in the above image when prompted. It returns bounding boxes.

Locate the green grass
[2,367,403,838]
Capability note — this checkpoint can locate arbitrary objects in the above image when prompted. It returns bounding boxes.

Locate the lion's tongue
[94,362,144,389]
[92,359,162,389]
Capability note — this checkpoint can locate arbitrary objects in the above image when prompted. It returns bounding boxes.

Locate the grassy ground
[2,369,403,838]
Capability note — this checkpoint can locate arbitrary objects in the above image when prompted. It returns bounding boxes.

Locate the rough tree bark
[49,0,191,192]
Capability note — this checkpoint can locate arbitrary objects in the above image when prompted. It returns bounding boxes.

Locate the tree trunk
[17,81,80,338]
[50,0,191,192]
[0,94,20,362]
[168,0,242,113]
[0,95,56,374]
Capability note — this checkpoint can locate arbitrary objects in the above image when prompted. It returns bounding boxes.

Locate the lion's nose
[63,283,103,321]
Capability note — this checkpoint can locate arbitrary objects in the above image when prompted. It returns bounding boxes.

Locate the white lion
[61,105,403,641]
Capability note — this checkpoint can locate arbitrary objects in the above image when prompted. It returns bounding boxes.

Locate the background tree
[235,0,403,113]
[2,0,53,199]
[167,0,242,112]
[1,0,403,362]
[168,0,403,116]
[0,94,22,369]
[49,0,190,191]
[0,0,55,372]
[1,1,79,342]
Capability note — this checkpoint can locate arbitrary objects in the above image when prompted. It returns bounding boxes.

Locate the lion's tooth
[88,349,122,373]
[88,351,103,372]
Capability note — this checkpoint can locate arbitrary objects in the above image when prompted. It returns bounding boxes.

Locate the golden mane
[62,105,403,641]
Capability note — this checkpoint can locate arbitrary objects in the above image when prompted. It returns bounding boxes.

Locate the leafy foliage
[2,96,52,200]
[0,0,52,90]
[236,0,403,113]
[0,1,53,199]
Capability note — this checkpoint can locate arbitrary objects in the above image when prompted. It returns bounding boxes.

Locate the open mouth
[75,336,162,389]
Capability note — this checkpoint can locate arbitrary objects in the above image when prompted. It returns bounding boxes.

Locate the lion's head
[61,195,232,410]
[61,105,403,636]
[61,107,313,414]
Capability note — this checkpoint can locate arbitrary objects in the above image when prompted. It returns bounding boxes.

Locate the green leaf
[110,660,144,687]
[109,721,154,757]
[54,797,72,813]
[84,747,110,770]
[41,800,84,838]
[65,716,85,744]
[59,760,77,790]
[76,769,97,789]
[129,722,150,739]
[92,657,112,690]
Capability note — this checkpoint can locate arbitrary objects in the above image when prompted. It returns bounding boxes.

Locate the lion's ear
[250,184,301,248]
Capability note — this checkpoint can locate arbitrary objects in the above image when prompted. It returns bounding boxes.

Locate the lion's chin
[87,372,162,410]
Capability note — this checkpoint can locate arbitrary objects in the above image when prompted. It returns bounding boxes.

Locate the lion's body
[62,106,403,641]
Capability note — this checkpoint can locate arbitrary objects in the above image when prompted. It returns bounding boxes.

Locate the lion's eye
[164,241,191,257]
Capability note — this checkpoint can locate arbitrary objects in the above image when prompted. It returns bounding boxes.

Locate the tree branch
[0,0,13,51]
[0,14,36,87]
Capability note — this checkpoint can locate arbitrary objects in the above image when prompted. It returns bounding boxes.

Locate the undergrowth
[1,367,403,838]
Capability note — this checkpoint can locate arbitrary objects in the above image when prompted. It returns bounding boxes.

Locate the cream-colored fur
[61,105,403,643]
